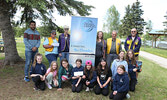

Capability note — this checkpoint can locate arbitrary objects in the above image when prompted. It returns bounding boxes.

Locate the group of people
[23,20,142,100]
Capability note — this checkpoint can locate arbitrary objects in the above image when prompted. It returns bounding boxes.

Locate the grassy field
[0,38,167,100]
[141,46,167,59]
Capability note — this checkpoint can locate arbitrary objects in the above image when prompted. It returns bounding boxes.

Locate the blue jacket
[128,60,137,80]
[124,35,141,57]
[113,72,129,93]
[24,28,40,51]
[58,33,70,53]
[84,70,97,83]
[111,59,128,79]
[30,63,46,76]
[71,66,84,85]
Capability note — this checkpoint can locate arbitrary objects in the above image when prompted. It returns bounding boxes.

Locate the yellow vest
[107,38,121,54]
[45,37,58,52]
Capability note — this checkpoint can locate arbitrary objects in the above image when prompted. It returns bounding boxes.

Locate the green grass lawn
[0,38,167,100]
[141,46,167,59]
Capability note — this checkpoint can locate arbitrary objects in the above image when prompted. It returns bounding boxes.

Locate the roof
[148,29,167,35]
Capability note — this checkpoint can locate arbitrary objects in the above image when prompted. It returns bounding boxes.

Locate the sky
[50,0,167,32]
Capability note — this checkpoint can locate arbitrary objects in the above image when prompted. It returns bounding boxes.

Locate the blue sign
[70,16,98,54]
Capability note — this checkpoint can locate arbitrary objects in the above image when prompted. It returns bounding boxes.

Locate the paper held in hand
[52,43,59,47]
[74,71,83,76]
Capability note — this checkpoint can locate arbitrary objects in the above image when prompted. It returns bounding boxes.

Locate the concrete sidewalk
[140,51,167,69]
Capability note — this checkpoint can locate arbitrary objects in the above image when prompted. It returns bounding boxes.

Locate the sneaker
[90,88,93,91]
[33,86,39,91]
[24,76,30,82]
[126,93,130,99]
[85,87,90,92]
[45,81,52,89]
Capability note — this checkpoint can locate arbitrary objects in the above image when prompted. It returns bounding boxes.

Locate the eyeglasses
[64,28,69,30]
[131,31,136,33]
[62,62,67,64]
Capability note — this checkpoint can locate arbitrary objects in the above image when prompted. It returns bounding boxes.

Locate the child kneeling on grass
[30,53,46,91]
[94,58,112,96]
[82,60,97,92]
[109,65,129,100]
[45,61,59,89]
[71,59,84,93]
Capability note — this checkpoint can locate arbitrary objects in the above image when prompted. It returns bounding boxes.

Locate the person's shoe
[24,76,30,82]
[85,87,90,92]
[33,86,39,91]
[126,93,130,99]
[90,88,93,91]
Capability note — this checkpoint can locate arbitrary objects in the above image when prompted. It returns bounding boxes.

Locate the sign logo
[81,19,95,32]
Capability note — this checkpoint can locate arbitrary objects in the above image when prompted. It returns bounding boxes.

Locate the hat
[63,25,69,29]
[51,30,56,34]
[85,60,92,66]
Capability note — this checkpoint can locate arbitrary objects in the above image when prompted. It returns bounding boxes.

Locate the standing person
[95,31,106,68]
[24,20,40,82]
[124,28,141,60]
[94,58,112,96]
[82,60,97,92]
[45,61,59,89]
[57,58,73,91]
[109,65,129,100]
[71,59,84,93]
[43,30,59,66]
[106,30,122,68]
[58,25,70,61]
[126,50,141,92]
[30,53,46,91]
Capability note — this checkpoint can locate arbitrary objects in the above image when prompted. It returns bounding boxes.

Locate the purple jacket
[58,33,70,53]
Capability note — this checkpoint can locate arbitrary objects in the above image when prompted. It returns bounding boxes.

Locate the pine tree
[119,0,146,37]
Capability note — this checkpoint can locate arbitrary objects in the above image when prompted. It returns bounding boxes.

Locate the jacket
[113,72,129,93]
[124,35,141,56]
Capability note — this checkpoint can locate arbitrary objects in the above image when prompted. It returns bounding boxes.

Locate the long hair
[50,61,58,72]
[126,49,136,65]
[84,64,94,80]
[32,53,43,67]
[97,58,108,75]
[96,31,104,41]
[117,50,125,60]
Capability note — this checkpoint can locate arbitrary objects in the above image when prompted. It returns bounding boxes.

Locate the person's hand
[113,91,117,95]
[82,75,86,79]
[100,84,103,88]
[76,75,80,78]
[57,88,62,91]
[59,53,62,57]
[32,47,37,52]
[133,68,137,72]
[75,83,78,87]
[86,81,90,85]
[102,84,106,88]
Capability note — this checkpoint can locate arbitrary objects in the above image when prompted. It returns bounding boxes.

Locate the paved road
[140,51,167,69]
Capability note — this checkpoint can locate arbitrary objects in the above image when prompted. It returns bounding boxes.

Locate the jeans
[24,50,37,77]
[45,54,58,67]
[107,54,118,68]
[60,52,69,61]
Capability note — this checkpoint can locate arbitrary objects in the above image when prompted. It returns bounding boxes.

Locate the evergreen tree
[119,0,146,37]
[0,0,94,65]
[103,5,120,34]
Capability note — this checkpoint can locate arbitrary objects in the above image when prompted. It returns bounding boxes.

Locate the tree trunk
[0,0,23,66]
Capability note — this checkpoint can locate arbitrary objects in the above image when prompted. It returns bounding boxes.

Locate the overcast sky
[51,0,167,31]
[14,0,167,31]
